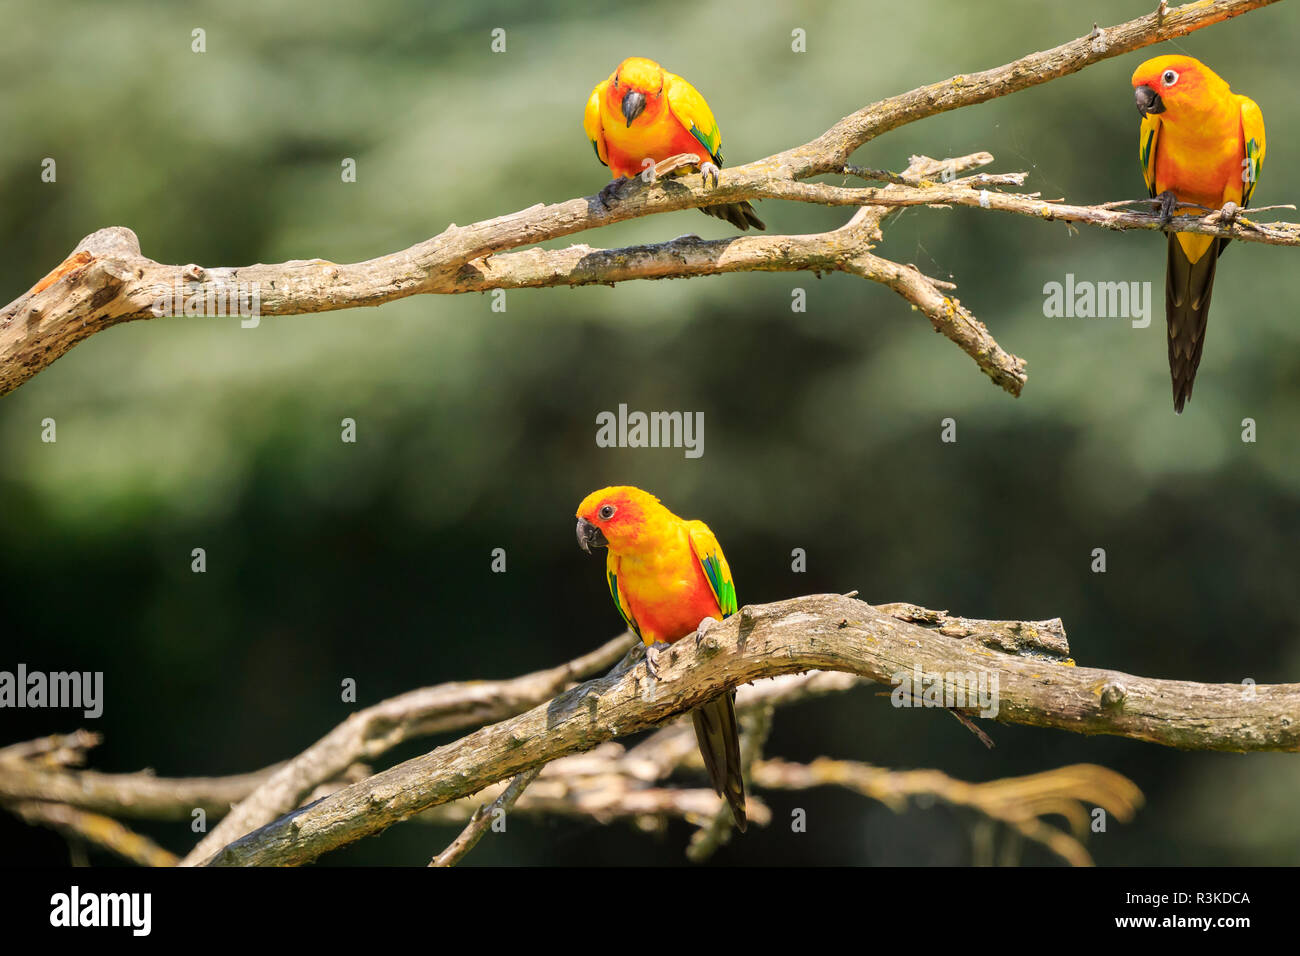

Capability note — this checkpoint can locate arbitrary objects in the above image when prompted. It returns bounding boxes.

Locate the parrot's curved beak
[621,90,646,127]
[576,517,608,554]
[1134,85,1165,117]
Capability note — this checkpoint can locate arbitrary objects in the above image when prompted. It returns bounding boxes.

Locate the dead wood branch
[192,593,1296,867]
[1,0,1281,399]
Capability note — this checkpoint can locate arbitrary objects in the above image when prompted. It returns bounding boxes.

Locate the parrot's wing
[606,561,640,639]
[664,71,723,166]
[585,81,609,167]
[1139,111,1161,199]
[688,521,737,618]
[1239,95,1265,208]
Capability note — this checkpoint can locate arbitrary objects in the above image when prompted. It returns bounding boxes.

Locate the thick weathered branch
[178,600,1059,861]
[200,593,1299,867]
[2,593,1274,868]
[1,0,1280,397]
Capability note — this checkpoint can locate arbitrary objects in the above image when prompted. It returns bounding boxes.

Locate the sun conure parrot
[575,485,747,830]
[584,56,765,232]
[1131,55,1265,413]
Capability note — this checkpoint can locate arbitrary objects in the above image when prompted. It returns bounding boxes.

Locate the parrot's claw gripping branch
[693,616,717,643]
[0,0,1287,399]
[1155,190,1180,228]
[643,641,675,681]
[597,177,631,209]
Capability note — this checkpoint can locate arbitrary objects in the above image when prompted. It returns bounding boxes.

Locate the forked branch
[0,0,1285,398]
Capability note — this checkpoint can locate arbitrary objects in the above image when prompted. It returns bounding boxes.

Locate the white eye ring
[1162,69,1179,86]
[599,504,616,520]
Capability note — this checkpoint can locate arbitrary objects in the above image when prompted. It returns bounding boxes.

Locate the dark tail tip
[699,201,766,232]
[1171,366,1195,413]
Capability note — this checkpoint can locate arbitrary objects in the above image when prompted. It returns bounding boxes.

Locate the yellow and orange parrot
[1132,55,1265,413]
[575,486,747,830]
[584,56,765,232]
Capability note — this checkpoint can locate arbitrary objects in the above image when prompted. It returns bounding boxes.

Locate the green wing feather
[664,71,723,166]
[688,523,737,618]
[585,81,609,168]
[1240,96,1266,209]
[1139,113,1160,199]
[607,567,640,639]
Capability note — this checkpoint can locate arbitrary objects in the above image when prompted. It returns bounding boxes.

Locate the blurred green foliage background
[2,0,1297,866]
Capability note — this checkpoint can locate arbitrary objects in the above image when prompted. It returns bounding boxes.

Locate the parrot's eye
[1162,69,1179,87]
[598,504,616,520]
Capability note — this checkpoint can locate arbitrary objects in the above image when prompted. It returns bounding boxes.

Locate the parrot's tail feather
[690,691,747,831]
[699,201,766,232]
[1165,233,1221,414]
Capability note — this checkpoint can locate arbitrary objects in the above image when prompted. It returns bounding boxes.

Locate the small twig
[0,730,101,768]
[843,164,914,186]
[429,765,544,867]
[5,800,179,867]
[1235,203,1297,214]
[947,708,996,749]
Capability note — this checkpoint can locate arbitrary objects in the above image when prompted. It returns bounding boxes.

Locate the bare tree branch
[750,759,1143,866]
[1,593,1273,868]
[0,730,101,768]
[4,799,179,867]
[0,722,1134,867]
[428,766,544,867]
[0,0,1281,398]
[405,734,1137,866]
[406,740,775,832]
[0,755,289,821]
[194,593,1298,867]
[181,632,634,865]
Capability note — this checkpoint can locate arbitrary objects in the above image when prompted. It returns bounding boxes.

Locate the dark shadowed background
[2,0,1298,866]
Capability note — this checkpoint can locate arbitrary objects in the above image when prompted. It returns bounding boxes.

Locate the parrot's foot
[699,161,721,189]
[598,177,632,209]
[643,641,674,680]
[1154,190,1178,228]
[693,616,717,646]
[1217,201,1241,227]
